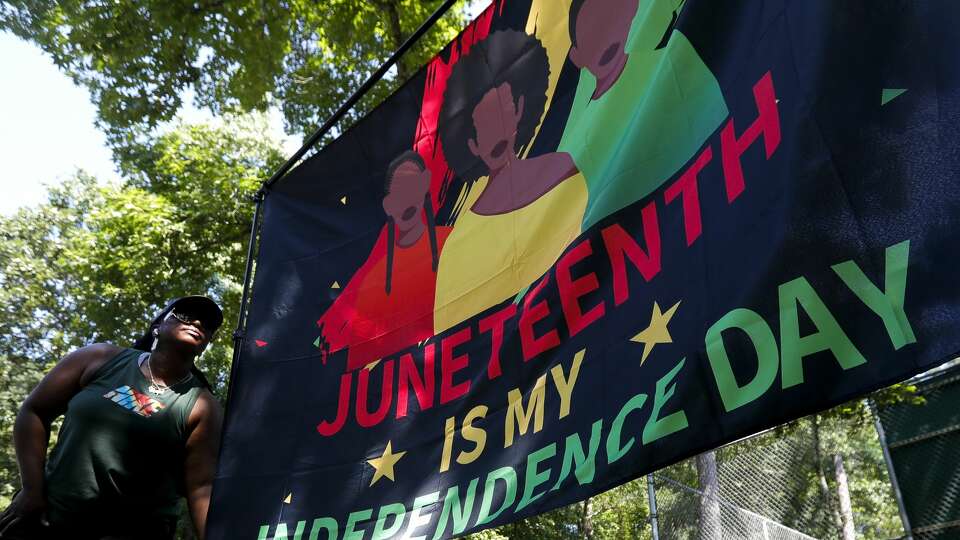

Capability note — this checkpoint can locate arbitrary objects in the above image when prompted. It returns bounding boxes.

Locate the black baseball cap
[167,295,224,331]
[132,295,224,351]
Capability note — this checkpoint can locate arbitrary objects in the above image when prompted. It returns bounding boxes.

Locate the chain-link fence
[652,473,818,540]
[642,362,960,540]
[649,407,904,540]
[877,360,960,540]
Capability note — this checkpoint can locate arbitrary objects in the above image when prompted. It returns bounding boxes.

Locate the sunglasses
[170,310,214,332]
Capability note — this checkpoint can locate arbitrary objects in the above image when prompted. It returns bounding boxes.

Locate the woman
[432,29,588,332]
[0,296,225,540]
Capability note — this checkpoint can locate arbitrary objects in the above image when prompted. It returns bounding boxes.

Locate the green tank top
[45,347,206,525]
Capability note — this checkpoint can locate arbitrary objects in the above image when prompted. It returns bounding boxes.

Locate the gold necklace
[145,354,194,395]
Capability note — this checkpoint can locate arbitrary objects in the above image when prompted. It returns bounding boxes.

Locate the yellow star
[364,359,381,371]
[630,301,681,365]
[367,441,406,486]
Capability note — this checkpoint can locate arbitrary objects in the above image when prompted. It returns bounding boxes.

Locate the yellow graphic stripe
[523,0,573,157]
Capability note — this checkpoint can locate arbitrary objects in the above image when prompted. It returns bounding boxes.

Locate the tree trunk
[579,496,593,540]
[833,454,856,540]
[379,0,412,79]
[812,416,845,535]
[696,451,722,540]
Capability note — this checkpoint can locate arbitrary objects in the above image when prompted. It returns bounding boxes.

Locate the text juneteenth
[317,72,782,439]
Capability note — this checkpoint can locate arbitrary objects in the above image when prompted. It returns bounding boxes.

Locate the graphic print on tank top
[102,385,166,417]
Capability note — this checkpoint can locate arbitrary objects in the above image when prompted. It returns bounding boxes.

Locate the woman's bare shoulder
[68,342,125,363]
[63,343,127,385]
[24,343,130,413]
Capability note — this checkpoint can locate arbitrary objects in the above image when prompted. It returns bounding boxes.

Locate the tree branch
[370,0,410,78]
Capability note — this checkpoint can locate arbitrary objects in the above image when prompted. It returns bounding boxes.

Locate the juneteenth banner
[207,1,960,538]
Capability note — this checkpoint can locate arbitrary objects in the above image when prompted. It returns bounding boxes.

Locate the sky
[0,31,298,216]
[0,2,489,217]
[0,31,118,215]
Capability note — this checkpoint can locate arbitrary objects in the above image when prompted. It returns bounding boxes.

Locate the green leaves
[1,0,469,150]
[0,355,51,508]
[0,116,282,396]
[0,175,103,361]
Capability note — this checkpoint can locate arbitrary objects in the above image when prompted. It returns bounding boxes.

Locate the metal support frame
[223,190,265,407]
[867,399,913,540]
[647,474,660,540]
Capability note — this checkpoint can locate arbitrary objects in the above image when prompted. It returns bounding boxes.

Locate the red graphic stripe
[414,0,499,209]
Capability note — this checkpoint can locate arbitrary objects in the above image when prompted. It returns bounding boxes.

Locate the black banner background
[208,1,960,538]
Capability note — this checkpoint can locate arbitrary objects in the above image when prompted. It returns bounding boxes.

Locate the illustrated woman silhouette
[381,151,442,294]
[559,0,728,230]
[432,30,589,332]
[316,151,451,371]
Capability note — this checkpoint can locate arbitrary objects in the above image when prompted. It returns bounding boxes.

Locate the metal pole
[209,190,262,476]
[867,399,913,540]
[205,190,265,537]
[259,0,461,194]
[647,474,660,540]
[224,190,266,404]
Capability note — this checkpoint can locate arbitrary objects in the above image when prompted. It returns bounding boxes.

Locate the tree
[0,0,470,151]
[813,404,911,539]
[695,452,720,540]
[0,115,284,394]
[833,453,856,540]
[493,478,652,540]
[0,174,105,363]
[0,355,50,508]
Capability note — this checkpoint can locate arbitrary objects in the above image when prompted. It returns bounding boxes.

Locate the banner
[207,1,960,538]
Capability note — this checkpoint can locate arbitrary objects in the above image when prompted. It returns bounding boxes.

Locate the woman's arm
[184,391,224,540]
[1,343,119,532]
